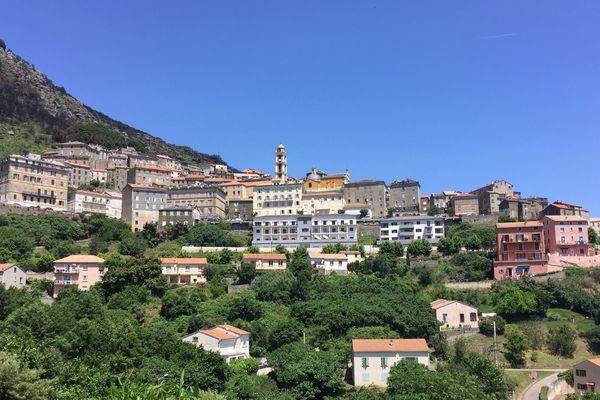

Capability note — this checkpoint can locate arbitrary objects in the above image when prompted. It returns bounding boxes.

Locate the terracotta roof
[242,253,287,261]
[553,201,582,209]
[219,323,250,335]
[240,180,273,187]
[310,253,348,261]
[217,180,242,187]
[199,327,240,340]
[0,263,16,272]
[127,183,167,191]
[65,161,91,169]
[496,221,543,228]
[160,258,208,265]
[588,358,600,367]
[543,215,588,222]
[352,338,430,353]
[344,203,370,208]
[430,299,455,309]
[92,168,108,173]
[453,193,478,199]
[54,255,104,264]
[442,191,464,196]
[134,164,176,173]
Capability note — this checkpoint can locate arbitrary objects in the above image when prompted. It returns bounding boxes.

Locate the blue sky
[3,1,599,214]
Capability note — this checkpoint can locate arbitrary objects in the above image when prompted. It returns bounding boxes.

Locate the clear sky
[3,1,599,214]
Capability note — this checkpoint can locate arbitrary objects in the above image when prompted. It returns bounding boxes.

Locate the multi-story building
[301,191,345,215]
[309,253,348,275]
[121,184,168,230]
[91,168,107,183]
[156,154,182,171]
[430,299,479,330]
[226,199,253,221]
[107,152,128,168]
[68,190,122,218]
[127,164,174,187]
[380,215,444,245]
[388,179,421,214]
[0,154,69,211]
[127,153,160,168]
[252,183,303,217]
[107,165,129,191]
[252,214,358,249]
[171,174,207,188]
[167,186,226,220]
[540,201,590,220]
[53,255,105,297]
[241,253,287,271]
[524,196,549,219]
[493,221,547,280]
[420,196,431,213]
[352,339,430,387]
[343,180,388,219]
[343,203,372,219]
[303,167,349,193]
[573,359,600,394]
[0,263,26,289]
[449,193,479,216]
[160,257,207,284]
[428,193,449,210]
[591,218,600,237]
[183,324,250,363]
[158,206,201,228]
[470,180,515,215]
[543,215,589,257]
[65,161,92,188]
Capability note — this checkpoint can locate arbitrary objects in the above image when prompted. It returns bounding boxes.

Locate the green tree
[585,326,600,354]
[589,227,599,245]
[268,342,343,399]
[547,325,577,358]
[465,234,482,251]
[407,239,432,257]
[101,255,167,296]
[437,237,460,256]
[359,209,369,218]
[252,271,297,304]
[379,240,404,257]
[237,262,256,285]
[160,287,204,320]
[0,39,5,50]
[504,325,528,367]
[118,234,149,256]
[0,351,56,400]
[427,205,441,216]
[269,318,303,350]
[479,316,506,336]
[492,283,540,319]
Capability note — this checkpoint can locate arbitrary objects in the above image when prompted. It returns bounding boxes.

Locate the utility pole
[493,320,498,367]
[303,330,306,345]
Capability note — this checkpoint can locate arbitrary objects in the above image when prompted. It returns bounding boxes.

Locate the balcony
[22,190,57,199]
[54,280,76,286]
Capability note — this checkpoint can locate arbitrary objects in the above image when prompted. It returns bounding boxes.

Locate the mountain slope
[0,44,228,167]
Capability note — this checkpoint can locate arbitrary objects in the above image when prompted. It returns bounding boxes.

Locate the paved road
[521,371,562,400]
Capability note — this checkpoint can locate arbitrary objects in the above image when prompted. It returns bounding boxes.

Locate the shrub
[479,316,506,336]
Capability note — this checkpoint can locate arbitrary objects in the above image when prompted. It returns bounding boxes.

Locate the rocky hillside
[0,42,228,167]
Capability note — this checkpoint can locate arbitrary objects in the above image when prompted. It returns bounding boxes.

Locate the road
[521,370,564,400]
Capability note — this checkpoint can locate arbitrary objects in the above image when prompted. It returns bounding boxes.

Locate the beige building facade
[253,183,303,216]
[430,299,479,330]
[53,255,105,297]
[121,184,168,230]
[160,258,207,284]
[167,186,226,220]
[0,154,69,211]
[574,359,600,394]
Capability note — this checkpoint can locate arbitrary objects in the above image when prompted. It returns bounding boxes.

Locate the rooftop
[0,263,16,272]
[54,255,105,264]
[160,258,208,265]
[310,253,348,261]
[242,253,287,261]
[496,221,543,228]
[352,338,430,353]
[543,215,589,222]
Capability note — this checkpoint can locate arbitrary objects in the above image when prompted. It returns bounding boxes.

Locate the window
[470,312,477,322]
[460,313,465,323]
[577,384,589,390]
[380,357,388,368]
[361,357,369,368]
[575,369,587,377]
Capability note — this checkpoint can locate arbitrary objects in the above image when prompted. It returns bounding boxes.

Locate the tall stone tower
[275,144,287,184]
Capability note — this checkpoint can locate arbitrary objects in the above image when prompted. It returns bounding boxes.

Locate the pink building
[493,221,556,280]
[543,215,589,257]
[53,255,105,297]
[241,253,287,271]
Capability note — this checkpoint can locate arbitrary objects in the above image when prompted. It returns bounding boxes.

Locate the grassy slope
[0,121,54,159]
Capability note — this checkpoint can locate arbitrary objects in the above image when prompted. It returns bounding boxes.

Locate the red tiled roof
[219,323,250,335]
[430,299,456,310]
[310,253,348,261]
[160,258,208,265]
[200,327,240,340]
[352,338,430,353]
[242,253,286,261]
[588,358,600,367]
[75,190,111,198]
[0,263,16,272]
[134,164,176,173]
[54,255,104,264]
[496,221,543,228]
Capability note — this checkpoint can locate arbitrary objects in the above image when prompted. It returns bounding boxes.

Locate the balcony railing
[54,280,76,286]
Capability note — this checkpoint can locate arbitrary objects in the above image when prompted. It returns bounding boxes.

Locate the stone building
[65,161,92,188]
[107,165,129,192]
[388,179,421,214]
[167,186,226,220]
[127,164,174,187]
[343,180,388,219]
[0,154,69,211]
[470,180,515,215]
[540,201,590,220]
[121,184,167,230]
[274,144,287,184]
[158,206,201,228]
[449,193,479,216]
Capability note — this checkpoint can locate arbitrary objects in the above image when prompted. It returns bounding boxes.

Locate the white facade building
[68,190,122,219]
[252,214,358,249]
[352,339,431,387]
[252,183,303,217]
[0,263,26,289]
[380,215,445,244]
[310,253,348,275]
[182,324,250,363]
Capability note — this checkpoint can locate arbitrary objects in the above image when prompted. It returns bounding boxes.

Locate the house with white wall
[352,338,431,387]
[241,253,287,271]
[430,299,479,330]
[182,324,250,363]
[0,263,26,289]
[310,253,348,275]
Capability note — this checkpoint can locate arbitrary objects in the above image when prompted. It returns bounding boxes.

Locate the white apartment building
[310,253,348,275]
[352,338,431,387]
[252,214,358,249]
[182,324,250,363]
[252,183,303,216]
[301,192,345,215]
[68,190,122,219]
[380,215,445,244]
[0,263,26,289]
